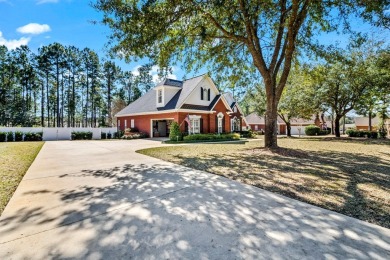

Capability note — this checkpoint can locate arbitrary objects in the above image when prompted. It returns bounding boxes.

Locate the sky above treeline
[0,0,388,83]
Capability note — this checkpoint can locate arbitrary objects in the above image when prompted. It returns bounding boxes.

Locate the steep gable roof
[116,74,239,116]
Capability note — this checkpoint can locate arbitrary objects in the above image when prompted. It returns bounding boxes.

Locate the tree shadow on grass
[173,147,390,228]
[0,154,389,259]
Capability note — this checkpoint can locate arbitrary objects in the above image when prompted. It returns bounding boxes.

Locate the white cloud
[17,23,51,35]
[36,0,59,4]
[0,31,30,50]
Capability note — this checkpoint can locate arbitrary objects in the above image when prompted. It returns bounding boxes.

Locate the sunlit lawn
[138,137,390,228]
[0,142,44,215]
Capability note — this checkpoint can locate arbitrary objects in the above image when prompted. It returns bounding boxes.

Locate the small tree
[169,122,181,141]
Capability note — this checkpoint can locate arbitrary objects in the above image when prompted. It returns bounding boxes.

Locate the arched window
[207,89,211,101]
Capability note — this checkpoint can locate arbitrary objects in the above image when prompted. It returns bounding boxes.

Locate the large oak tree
[94,0,388,148]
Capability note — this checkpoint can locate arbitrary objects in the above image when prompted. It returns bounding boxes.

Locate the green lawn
[138,137,390,228]
[0,142,44,214]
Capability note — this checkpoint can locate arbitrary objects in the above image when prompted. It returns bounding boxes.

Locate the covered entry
[151,119,173,137]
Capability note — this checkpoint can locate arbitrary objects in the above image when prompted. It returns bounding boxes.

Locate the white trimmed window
[217,112,224,133]
[189,115,201,134]
[131,119,134,128]
[255,125,258,130]
[231,117,240,132]
[125,120,127,128]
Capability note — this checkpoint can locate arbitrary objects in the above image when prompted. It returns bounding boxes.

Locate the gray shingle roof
[116,74,237,116]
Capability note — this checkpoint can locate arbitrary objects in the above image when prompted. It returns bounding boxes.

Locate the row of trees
[0,43,155,127]
[242,41,390,137]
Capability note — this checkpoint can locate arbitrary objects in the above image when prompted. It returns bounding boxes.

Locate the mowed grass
[138,137,390,228]
[0,142,44,214]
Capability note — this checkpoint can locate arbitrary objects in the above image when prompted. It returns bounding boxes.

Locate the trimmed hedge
[346,129,378,139]
[24,132,43,141]
[121,132,149,139]
[71,131,93,140]
[234,130,255,138]
[6,132,13,142]
[0,132,6,142]
[14,131,23,141]
[305,125,320,136]
[183,133,240,141]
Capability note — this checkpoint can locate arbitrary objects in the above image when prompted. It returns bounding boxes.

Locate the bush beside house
[305,125,330,136]
[71,131,93,140]
[169,122,182,141]
[346,129,379,139]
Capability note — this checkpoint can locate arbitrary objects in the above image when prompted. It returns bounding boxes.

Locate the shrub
[7,132,13,142]
[114,131,124,139]
[346,129,379,138]
[379,130,387,139]
[14,131,23,141]
[305,125,320,136]
[121,132,149,139]
[107,132,112,139]
[234,130,255,138]
[169,122,182,141]
[0,132,6,142]
[71,131,93,140]
[183,133,240,141]
[24,132,43,141]
[101,132,107,139]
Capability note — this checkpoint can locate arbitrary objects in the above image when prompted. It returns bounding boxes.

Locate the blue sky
[0,0,186,81]
[0,0,388,83]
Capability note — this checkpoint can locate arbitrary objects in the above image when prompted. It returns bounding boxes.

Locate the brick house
[245,113,286,134]
[115,74,247,137]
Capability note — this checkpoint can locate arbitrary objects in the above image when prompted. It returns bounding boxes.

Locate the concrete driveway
[0,140,389,259]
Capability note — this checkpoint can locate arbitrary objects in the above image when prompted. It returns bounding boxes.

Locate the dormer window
[200,87,211,101]
[158,89,163,103]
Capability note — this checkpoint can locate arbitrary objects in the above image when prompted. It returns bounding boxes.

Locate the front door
[158,121,167,137]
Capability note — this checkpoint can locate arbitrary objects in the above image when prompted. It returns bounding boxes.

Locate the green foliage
[234,130,254,138]
[71,131,93,140]
[0,132,6,142]
[6,132,13,142]
[305,125,321,136]
[169,122,182,141]
[121,132,149,139]
[101,132,107,139]
[24,132,43,141]
[346,129,378,138]
[14,131,23,141]
[183,133,240,141]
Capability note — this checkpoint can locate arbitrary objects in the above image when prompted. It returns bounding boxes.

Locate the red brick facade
[117,99,247,137]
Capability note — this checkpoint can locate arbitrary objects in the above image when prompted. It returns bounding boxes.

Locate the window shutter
[185,121,188,133]
[200,87,204,100]
[215,115,218,133]
[208,89,211,101]
[200,118,204,133]
[222,117,225,133]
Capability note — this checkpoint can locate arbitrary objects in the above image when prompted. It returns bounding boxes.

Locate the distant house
[115,74,247,137]
[245,113,286,134]
[354,117,380,130]
[245,113,333,135]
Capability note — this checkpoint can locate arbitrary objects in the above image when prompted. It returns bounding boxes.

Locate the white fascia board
[116,108,214,117]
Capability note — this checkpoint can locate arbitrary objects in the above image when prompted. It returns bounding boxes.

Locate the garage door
[290,126,305,135]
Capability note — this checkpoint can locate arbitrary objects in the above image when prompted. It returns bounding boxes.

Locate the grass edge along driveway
[0,142,44,214]
[137,138,390,228]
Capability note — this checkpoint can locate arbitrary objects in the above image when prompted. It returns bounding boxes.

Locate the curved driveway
[0,139,389,259]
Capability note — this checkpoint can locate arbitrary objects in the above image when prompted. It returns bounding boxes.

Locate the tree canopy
[94,0,389,148]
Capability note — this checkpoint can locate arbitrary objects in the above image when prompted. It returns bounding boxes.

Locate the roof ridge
[183,73,208,82]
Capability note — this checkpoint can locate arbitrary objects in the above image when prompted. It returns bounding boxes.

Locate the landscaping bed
[0,142,43,215]
[137,137,390,228]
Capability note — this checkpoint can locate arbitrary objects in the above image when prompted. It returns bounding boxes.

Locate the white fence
[0,127,118,141]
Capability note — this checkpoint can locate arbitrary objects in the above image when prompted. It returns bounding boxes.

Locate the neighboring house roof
[354,117,380,126]
[116,75,237,117]
[245,113,286,125]
[245,113,265,124]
